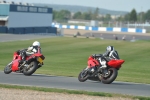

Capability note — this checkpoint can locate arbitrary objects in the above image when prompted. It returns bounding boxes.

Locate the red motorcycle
[78,55,125,84]
[4,48,45,76]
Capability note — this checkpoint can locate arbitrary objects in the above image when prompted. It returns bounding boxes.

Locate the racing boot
[88,67,96,74]
[91,68,95,73]
[101,61,107,68]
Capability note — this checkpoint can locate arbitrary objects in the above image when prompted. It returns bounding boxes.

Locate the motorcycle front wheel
[78,68,89,82]
[99,68,118,84]
[4,62,12,74]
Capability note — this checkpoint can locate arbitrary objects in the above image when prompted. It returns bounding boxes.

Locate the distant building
[0,0,57,34]
[68,19,103,26]
[111,15,121,20]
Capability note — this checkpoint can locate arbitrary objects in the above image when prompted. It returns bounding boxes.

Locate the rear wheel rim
[24,62,34,71]
[102,69,113,79]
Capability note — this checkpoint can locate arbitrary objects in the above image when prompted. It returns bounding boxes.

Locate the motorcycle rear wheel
[4,63,12,74]
[78,68,89,82]
[23,61,38,76]
[99,68,118,84]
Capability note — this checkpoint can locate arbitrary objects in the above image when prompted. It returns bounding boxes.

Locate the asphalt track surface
[0,34,57,42]
[0,32,150,42]
[0,72,150,97]
[0,33,150,97]
[84,32,150,41]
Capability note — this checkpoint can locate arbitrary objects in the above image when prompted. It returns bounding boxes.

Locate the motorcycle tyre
[4,63,12,74]
[100,68,118,84]
[23,61,38,76]
[78,69,89,82]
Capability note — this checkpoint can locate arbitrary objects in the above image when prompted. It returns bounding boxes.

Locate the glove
[16,50,20,55]
[92,54,96,58]
[99,54,103,57]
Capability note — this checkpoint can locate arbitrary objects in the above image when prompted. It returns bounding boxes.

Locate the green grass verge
[0,84,150,100]
[0,37,150,84]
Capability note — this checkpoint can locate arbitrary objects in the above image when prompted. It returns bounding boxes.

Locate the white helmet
[32,41,40,47]
[106,46,114,52]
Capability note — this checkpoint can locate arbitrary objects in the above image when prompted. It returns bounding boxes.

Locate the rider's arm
[26,46,33,52]
[102,51,111,62]
[103,51,109,57]
[109,50,120,59]
[26,51,34,55]
[92,54,103,58]
[26,46,37,54]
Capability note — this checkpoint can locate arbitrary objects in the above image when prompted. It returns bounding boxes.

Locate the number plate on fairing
[37,57,43,63]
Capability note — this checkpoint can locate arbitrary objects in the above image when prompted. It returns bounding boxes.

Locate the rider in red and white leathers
[17,41,41,65]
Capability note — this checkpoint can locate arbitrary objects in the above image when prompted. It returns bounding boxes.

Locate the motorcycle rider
[90,46,119,73]
[17,41,41,65]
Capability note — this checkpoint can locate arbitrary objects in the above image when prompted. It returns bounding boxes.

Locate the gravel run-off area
[0,88,134,100]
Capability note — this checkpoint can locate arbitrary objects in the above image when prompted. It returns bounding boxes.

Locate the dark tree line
[53,8,150,23]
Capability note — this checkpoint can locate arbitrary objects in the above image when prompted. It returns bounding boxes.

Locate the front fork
[8,61,13,65]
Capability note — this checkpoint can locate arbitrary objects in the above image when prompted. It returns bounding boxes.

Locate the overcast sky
[6,0,150,12]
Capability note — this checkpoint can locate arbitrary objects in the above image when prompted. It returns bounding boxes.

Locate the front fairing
[11,59,20,71]
[87,56,100,68]
[107,59,125,69]
[11,52,22,71]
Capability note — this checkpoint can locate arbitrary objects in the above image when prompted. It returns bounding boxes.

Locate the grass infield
[0,37,150,84]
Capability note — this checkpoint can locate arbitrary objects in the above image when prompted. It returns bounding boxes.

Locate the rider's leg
[99,57,107,68]
[20,51,26,64]
[100,58,109,74]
